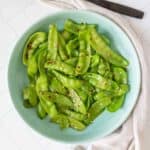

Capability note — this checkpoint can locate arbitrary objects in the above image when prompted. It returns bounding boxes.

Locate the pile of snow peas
[22,19,129,131]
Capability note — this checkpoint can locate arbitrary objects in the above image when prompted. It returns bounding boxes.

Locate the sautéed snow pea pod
[22,19,129,131]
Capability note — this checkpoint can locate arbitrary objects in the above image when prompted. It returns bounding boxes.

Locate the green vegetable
[64,57,78,67]
[23,32,47,65]
[107,95,125,112]
[22,19,129,131]
[45,59,75,75]
[66,38,79,56]
[51,114,69,129]
[49,77,67,95]
[89,28,129,67]
[75,40,91,75]
[37,102,47,119]
[47,24,58,60]
[113,67,128,84]
[52,70,83,89]
[69,89,86,114]
[85,97,111,124]
[23,83,38,106]
[58,33,68,60]
[83,73,119,92]
[40,91,73,108]
[69,117,86,131]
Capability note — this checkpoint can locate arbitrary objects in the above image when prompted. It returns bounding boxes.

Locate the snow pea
[89,28,129,68]
[61,109,85,121]
[98,57,110,76]
[51,114,69,129]
[69,89,86,114]
[37,102,47,119]
[94,91,113,101]
[23,32,47,65]
[47,24,58,60]
[23,83,38,106]
[107,95,125,112]
[64,57,78,67]
[102,35,110,45]
[38,50,47,74]
[69,117,86,131]
[40,98,57,119]
[90,54,100,68]
[49,77,67,95]
[85,97,111,124]
[27,55,38,77]
[58,33,68,60]
[64,19,86,35]
[113,67,128,84]
[75,40,91,75]
[52,70,83,89]
[83,73,119,92]
[41,91,73,108]
[36,73,48,95]
[66,38,79,57]
[45,59,75,75]
[61,30,74,42]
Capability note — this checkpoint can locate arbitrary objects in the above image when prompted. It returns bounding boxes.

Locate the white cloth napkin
[40,1,150,150]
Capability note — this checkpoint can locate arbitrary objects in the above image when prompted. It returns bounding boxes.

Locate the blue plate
[8,10,141,143]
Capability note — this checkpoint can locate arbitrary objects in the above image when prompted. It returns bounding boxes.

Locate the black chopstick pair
[87,0,144,19]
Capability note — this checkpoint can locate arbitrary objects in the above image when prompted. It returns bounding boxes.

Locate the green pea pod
[69,118,86,131]
[89,28,129,68]
[64,19,86,34]
[90,54,100,67]
[37,102,47,119]
[41,91,73,108]
[101,35,110,45]
[61,109,85,121]
[38,50,47,74]
[45,59,75,75]
[64,57,78,67]
[23,84,37,106]
[75,88,88,102]
[52,70,83,89]
[40,98,57,119]
[51,114,69,129]
[27,55,38,77]
[113,67,128,84]
[47,24,58,60]
[116,84,129,96]
[49,77,68,95]
[69,89,86,114]
[36,73,48,95]
[27,47,45,78]
[85,97,111,124]
[94,91,113,101]
[75,40,91,75]
[107,95,125,112]
[85,95,93,110]
[83,73,119,92]
[61,30,74,42]
[66,38,79,56]
[38,42,48,49]
[64,19,96,35]
[23,32,47,65]
[97,57,112,79]
[58,33,68,60]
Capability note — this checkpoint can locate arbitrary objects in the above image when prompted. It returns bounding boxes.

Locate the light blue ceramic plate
[8,10,141,143]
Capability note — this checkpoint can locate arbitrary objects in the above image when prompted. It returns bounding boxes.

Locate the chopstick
[86,0,144,19]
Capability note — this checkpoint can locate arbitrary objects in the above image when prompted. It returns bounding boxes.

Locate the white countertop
[0,0,150,149]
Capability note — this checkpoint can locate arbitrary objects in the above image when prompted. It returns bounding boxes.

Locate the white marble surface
[0,0,150,150]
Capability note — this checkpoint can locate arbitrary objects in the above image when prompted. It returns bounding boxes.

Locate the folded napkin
[40,1,150,150]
